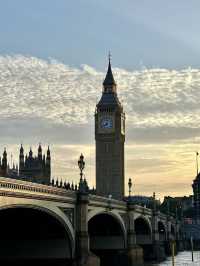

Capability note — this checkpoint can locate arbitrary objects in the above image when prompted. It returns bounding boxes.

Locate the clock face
[100,117,113,129]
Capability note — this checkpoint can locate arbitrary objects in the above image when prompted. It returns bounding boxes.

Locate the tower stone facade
[95,59,125,200]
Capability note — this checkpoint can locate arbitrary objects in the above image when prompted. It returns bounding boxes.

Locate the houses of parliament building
[0,144,51,185]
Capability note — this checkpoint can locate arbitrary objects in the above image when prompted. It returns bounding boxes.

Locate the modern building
[125,195,161,209]
[160,195,193,221]
[95,58,125,200]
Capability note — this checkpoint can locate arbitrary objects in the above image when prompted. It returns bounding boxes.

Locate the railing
[0,176,76,198]
[89,194,127,208]
[131,204,152,216]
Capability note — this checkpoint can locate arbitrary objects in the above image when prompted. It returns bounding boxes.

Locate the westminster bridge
[0,176,183,266]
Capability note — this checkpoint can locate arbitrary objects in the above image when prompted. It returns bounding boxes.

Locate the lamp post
[153,192,156,213]
[76,154,98,265]
[78,153,85,182]
[78,154,88,193]
[128,178,132,198]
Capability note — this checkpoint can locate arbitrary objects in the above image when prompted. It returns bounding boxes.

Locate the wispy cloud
[1,55,200,129]
[0,55,199,198]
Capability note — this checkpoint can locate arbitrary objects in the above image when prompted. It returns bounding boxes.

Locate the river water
[145,251,200,266]
[2,252,199,266]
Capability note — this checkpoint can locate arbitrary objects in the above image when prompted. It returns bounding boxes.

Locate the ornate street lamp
[78,154,88,193]
[153,192,156,212]
[78,153,85,182]
[128,178,132,198]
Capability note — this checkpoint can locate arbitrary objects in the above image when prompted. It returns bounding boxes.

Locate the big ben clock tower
[95,57,125,200]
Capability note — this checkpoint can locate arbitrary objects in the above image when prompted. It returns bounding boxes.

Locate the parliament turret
[38,144,42,161]
[19,144,24,172]
[0,148,8,177]
[45,146,51,179]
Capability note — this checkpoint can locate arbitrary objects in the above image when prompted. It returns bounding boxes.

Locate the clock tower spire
[103,53,116,90]
[95,57,125,200]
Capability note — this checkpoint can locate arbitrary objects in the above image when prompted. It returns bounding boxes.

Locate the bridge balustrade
[0,176,76,198]
[132,205,152,216]
[89,194,127,210]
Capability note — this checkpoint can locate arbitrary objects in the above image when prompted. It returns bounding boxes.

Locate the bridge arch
[88,210,126,237]
[134,215,152,234]
[134,215,152,245]
[88,211,126,250]
[0,203,75,261]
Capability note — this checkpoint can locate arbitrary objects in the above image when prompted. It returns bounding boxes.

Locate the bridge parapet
[89,194,127,210]
[128,204,152,216]
[0,176,76,202]
[157,212,167,220]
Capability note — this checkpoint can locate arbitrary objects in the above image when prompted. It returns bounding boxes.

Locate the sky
[0,1,200,199]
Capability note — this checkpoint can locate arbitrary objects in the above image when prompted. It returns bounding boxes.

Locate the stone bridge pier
[126,202,144,265]
[76,191,144,266]
[76,191,100,266]
[76,191,154,266]
[125,204,181,264]
[151,210,166,262]
[76,192,182,266]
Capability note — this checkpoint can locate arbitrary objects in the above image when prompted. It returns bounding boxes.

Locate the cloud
[1,55,200,135]
[1,55,200,131]
[0,55,101,125]
[134,182,192,199]
[0,54,200,198]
